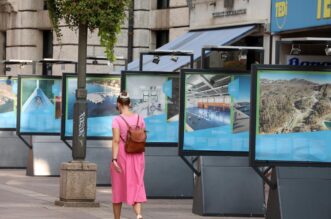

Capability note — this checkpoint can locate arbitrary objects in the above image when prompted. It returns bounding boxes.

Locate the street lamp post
[72,23,88,160]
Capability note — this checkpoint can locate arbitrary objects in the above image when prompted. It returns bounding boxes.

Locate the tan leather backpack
[119,115,147,153]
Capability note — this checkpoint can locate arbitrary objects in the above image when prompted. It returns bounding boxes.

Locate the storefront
[128,0,271,71]
[271,0,331,64]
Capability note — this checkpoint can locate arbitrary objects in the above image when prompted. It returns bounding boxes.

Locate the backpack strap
[119,115,130,128]
[118,115,140,142]
[118,115,130,142]
[120,115,140,128]
[136,115,140,127]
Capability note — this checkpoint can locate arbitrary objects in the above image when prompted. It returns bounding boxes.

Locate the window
[42,30,53,75]
[155,30,169,49]
[157,0,169,9]
[43,0,48,10]
[224,0,234,8]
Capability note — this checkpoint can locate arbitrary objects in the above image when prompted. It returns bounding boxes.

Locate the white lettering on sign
[79,112,86,137]
[213,9,247,18]
[286,55,331,66]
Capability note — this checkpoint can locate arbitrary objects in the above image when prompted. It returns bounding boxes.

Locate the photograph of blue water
[0,78,17,129]
[20,78,61,133]
[183,73,250,152]
[65,76,120,137]
[186,108,230,130]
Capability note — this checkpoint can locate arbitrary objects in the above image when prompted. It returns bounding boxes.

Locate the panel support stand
[266,167,331,219]
[62,140,73,150]
[252,166,276,190]
[180,155,201,176]
[17,134,32,149]
[192,156,265,216]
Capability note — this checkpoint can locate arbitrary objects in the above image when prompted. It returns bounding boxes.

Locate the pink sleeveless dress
[111,114,147,205]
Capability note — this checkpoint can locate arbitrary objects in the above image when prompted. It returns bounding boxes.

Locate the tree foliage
[47,0,130,61]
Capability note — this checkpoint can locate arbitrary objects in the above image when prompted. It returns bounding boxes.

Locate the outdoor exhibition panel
[121,71,179,146]
[179,69,251,155]
[17,76,62,135]
[61,73,121,139]
[0,77,18,130]
[250,65,331,166]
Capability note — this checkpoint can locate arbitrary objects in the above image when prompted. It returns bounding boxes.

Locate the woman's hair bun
[117,90,131,106]
[119,91,130,99]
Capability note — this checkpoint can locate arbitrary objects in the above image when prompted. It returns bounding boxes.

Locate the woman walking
[111,91,146,219]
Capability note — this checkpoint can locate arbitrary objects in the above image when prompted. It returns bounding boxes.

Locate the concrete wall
[0,132,29,168]
[0,0,190,71]
[132,1,151,60]
[1,0,47,75]
[148,0,189,50]
[0,0,130,74]
[189,0,271,30]
[30,137,113,185]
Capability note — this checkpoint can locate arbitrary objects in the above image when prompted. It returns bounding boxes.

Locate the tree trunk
[72,22,88,160]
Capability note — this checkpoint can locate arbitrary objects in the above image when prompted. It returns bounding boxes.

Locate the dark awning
[127,25,256,71]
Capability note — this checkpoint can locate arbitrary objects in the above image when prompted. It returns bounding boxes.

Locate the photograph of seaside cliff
[67,77,120,120]
[0,79,16,114]
[258,72,331,134]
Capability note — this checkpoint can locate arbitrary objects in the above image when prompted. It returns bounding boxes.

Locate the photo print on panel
[125,73,179,143]
[252,67,331,165]
[64,75,121,138]
[19,77,62,134]
[0,77,17,129]
[182,70,251,154]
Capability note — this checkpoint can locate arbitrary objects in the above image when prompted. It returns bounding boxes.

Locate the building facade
[0,0,272,75]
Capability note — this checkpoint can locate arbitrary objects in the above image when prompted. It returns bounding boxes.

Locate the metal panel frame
[61,73,121,140]
[121,70,180,147]
[179,68,250,156]
[250,64,331,167]
[17,75,62,136]
[0,76,18,131]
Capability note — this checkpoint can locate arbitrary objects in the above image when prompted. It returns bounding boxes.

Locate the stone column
[55,161,100,207]
[0,32,5,75]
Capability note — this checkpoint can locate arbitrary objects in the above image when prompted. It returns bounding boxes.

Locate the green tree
[47,0,129,61]
[47,0,130,160]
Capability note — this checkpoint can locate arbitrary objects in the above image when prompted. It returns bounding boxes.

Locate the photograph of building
[126,74,179,142]
[127,75,167,118]
[183,72,250,152]
[185,74,232,131]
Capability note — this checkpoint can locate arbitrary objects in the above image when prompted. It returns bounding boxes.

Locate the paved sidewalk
[0,170,264,219]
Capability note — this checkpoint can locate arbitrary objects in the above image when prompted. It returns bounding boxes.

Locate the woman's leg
[133,202,143,218]
[113,203,122,219]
